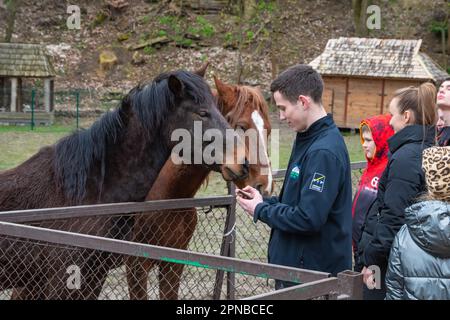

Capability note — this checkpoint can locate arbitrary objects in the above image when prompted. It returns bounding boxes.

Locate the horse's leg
[127,213,162,300]
[126,256,155,300]
[159,209,198,300]
[158,261,185,300]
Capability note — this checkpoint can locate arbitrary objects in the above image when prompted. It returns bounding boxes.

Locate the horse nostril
[255,183,263,193]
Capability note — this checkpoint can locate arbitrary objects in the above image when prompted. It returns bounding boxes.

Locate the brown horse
[0,69,249,299]
[126,74,273,300]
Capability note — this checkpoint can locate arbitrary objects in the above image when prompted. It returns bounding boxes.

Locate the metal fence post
[226,182,236,300]
[212,182,237,299]
[337,270,364,300]
[76,90,80,129]
[31,89,35,130]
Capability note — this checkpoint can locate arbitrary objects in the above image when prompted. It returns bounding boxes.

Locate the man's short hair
[270,64,323,104]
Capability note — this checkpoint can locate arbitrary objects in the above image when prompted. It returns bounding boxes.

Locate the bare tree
[352,0,370,36]
[4,0,20,42]
[269,0,280,80]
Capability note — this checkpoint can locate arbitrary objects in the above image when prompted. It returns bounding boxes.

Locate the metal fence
[0,162,366,300]
[0,88,120,130]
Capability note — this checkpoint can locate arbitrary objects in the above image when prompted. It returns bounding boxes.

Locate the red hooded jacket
[352,114,394,253]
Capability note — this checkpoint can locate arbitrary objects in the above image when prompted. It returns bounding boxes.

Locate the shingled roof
[0,43,55,78]
[309,37,448,83]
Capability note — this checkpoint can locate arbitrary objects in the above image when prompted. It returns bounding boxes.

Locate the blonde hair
[393,82,437,126]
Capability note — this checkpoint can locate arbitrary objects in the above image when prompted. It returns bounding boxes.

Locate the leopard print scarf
[422,146,450,201]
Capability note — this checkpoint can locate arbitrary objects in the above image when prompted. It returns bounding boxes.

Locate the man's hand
[235,186,263,217]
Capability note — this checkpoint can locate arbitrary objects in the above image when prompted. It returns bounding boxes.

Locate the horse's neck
[146,160,211,200]
[100,123,171,203]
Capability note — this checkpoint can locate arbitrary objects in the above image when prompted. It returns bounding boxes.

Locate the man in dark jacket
[236,64,352,289]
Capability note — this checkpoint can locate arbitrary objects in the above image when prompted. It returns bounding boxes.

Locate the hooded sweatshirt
[352,114,394,254]
[385,200,450,300]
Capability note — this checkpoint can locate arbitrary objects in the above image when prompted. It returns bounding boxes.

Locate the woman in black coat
[357,82,437,299]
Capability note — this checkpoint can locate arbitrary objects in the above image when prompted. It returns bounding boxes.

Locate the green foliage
[195,16,215,38]
[225,32,233,43]
[174,35,193,47]
[246,30,254,41]
[257,1,276,12]
[156,29,167,37]
[430,20,448,37]
[159,15,177,26]
[143,45,155,55]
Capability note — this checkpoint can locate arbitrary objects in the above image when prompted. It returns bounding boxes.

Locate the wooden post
[10,77,17,112]
[380,79,385,115]
[44,78,51,112]
[344,78,349,128]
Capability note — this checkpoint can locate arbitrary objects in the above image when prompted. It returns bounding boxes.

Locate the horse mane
[219,85,271,132]
[55,70,213,204]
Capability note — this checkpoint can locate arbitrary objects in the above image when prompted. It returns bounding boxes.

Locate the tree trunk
[4,0,19,42]
[235,0,244,83]
[270,0,280,80]
[352,0,369,37]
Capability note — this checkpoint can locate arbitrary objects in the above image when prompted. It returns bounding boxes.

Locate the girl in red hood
[352,114,394,271]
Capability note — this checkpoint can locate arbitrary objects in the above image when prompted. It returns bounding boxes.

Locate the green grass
[0,125,71,170]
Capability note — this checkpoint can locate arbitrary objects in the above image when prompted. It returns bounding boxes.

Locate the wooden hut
[309,37,449,129]
[0,43,55,124]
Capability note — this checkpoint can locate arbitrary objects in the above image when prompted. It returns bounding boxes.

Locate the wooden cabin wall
[323,76,425,129]
[383,79,422,112]
[322,76,347,126]
[347,78,383,128]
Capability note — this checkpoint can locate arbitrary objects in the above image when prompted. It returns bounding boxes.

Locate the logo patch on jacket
[290,165,300,179]
[309,172,325,192]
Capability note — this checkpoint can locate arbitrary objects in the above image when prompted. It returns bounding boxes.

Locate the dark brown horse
[0,69,249,299]
[126,74,273,300]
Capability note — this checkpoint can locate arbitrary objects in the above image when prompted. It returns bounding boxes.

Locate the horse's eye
[236,124,247,131]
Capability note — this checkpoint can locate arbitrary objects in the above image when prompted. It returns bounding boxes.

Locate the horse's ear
[193,61,209,78]
[214,75,234,99]
[168,75,184,98]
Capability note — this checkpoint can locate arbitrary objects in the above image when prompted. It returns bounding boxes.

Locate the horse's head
[214,76,274,196]
[127,69,249,182]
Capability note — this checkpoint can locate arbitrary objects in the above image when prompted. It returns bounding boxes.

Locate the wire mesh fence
[0,87,121,130]
[0,163,366,300]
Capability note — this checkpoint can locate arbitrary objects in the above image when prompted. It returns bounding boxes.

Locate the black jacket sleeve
[362,154,423,268]
[253,150,343,234]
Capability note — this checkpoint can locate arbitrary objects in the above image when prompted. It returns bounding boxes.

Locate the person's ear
[298,95,310,109]
[403,110,412,124]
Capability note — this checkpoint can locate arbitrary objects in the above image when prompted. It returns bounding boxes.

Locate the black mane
[54,70,214,204]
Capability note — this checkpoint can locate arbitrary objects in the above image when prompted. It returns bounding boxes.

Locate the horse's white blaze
[251,110,273,194]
